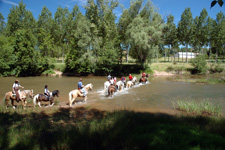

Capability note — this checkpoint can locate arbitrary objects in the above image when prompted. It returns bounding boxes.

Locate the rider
[107,74,111,81]
[121,75,126,87]
[129,74,133,81]
[44,85,50,100]
[78,78,86,97]
[12,80,24,102]
[142,72,146,78]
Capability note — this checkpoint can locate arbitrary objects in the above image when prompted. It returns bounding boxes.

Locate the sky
[0,0,224,25]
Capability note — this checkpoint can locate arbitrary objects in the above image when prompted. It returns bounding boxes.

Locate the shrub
[209,63,224,74]
[191,55,207,74]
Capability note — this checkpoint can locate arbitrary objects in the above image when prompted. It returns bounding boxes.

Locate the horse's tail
[3,95,6,105]
[33,94,39,106]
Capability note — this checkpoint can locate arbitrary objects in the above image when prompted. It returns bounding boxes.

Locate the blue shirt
[78,81,83,89]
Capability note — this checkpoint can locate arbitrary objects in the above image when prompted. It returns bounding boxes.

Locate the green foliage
[191,55,207,74]
[0,35,17,76]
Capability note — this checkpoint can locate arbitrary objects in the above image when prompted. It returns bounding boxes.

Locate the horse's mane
[85,83,92,87]
[52,90,59,95]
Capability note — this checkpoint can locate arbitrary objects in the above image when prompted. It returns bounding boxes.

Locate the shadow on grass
[0,107,225,149]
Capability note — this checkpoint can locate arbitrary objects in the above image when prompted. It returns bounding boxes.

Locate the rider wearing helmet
[12,80,24,102]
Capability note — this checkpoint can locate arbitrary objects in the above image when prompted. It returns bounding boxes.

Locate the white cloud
[1,0,18,6]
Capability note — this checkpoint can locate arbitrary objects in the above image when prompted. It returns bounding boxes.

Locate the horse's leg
[69,95,76,106]
[10,97,16,109]
[38,101,42,107]
[83,96,87,102]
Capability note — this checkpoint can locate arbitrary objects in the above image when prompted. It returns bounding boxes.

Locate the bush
[209,63,224,74]
[191,55,207,74]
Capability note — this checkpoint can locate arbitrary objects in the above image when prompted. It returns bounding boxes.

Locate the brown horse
[69,83,93,106]
[4,90,34,109]
[139,77,147,83]
[33,90,59,107]
[108,85,116,97]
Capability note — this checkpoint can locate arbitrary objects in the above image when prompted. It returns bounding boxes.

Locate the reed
[172,98,222,116]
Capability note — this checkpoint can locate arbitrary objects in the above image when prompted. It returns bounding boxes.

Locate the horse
[139,77,148,83]
[4,89,34,109]
[126,81,134,88]
[69,83,93,106]
[108,85,116,97]
[33,90,59,107]
[132,77,137,85]
[104,81,110,93]
[116,81,125,91]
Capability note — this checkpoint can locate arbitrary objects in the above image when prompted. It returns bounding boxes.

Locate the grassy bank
[0,106,225,149]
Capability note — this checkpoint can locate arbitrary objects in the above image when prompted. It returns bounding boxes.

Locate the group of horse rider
[12,80,51,102]
[106,72,148,89]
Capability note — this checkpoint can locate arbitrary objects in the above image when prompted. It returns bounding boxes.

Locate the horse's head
[52,90,59,97]
[30,90,34,98]
[25,90,34,98]
[86,83,93,91]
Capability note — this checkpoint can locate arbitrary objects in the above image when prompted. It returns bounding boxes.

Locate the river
[1,75,225,115]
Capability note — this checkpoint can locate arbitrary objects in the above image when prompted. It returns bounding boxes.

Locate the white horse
[69,83,93,106]
[116,81,125,91]
[132,77,137,85]
[126,81,134,88]
[104,81,111,94]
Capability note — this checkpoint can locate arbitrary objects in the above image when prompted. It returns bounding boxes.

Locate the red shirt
[129,75,133,80]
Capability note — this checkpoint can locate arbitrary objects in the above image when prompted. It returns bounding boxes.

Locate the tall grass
[172,98,222,116]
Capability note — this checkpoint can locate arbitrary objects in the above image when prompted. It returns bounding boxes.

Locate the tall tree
[85,0,119,73]
[37,6,54,57]
[162,14,178,62]
[211,11,225,63]
[0,13,5,33]
[177,7,193,63]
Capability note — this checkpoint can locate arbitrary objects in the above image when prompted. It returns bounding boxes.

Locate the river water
[1,75,225,115]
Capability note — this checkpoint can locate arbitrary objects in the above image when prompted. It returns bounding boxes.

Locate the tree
[0,13,5,33]
[191,9,209,55]
[177,7,193,63]
[162,14,178,62]
[210,11,225,63]
[126,15,150,68]
[85,0,120,73]
[37,6,54,57]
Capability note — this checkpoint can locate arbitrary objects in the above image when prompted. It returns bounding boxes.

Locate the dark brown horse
[33,90,59,107]
[139,77,148,83]
[108,85,116,97]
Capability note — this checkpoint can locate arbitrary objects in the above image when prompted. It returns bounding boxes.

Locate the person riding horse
[120,76,126,88]
[12,80,24,102]
[44,85,50,101]
[78,78,86,97]
[129,74,133,81]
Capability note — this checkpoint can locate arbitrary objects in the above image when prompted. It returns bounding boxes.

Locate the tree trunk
[186,44,188,63]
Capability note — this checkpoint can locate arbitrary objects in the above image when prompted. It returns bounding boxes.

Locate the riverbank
[0,106,225,149]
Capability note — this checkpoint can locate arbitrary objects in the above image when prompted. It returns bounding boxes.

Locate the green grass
[196,78,225,84]
[0,106,225,149]
[172,98,222,116]
[54,63,66,72]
